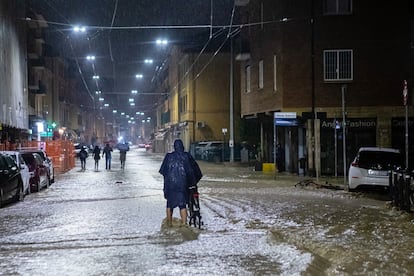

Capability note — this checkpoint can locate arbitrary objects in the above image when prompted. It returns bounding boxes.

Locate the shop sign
[274,112,298,126]
[321,118,376,129]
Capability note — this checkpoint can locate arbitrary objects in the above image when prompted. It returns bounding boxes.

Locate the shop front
[320,118,377,175]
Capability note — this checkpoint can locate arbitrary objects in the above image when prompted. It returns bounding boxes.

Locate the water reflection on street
[0,147,413,275]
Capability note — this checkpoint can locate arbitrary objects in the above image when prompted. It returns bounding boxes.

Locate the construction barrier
[389,169,414,213]
[0,140,75,174]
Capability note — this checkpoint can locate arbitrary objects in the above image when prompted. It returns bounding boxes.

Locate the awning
[155,130,168,141]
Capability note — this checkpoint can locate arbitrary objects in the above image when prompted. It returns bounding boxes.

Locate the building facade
[155,44,241,154]
[238,0,414,174]
[0,0,29,144]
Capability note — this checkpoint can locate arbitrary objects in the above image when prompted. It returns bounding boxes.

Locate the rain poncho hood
[159,139,202,208]
[174,139,184,152]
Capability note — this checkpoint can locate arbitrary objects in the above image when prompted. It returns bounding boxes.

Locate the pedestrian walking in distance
[79,146,88,171]
[102,143,113,170]
[93,145,101,171]
[159,139,202,226]
[118,142,129,170]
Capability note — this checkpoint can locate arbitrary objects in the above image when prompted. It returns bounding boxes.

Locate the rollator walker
[187,185,203,228]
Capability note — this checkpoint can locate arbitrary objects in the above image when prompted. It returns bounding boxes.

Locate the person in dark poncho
[159,139,202,226]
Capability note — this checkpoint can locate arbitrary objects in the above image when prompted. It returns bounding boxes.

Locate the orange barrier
[0,140,76,174]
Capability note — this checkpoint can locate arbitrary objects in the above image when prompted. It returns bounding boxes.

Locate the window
[323,0,352,15]
[245,65,251,93]
[273,55,277,92]
[179,94,187,114]
[258,60,264,89]
[323,49,353,81]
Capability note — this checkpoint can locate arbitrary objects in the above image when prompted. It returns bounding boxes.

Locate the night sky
[26,0,237,115]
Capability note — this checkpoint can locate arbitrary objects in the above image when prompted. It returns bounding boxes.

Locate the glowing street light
[86,55,95,61]
[135,74,143,79]
[156,39,168,45]
[92,75,100,80]
[73,26,86,33]
[144,59,153,64]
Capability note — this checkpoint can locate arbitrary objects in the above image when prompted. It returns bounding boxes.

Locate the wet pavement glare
[0,147,414,275]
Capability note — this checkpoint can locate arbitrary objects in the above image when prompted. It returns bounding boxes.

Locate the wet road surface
[0,147,413,275]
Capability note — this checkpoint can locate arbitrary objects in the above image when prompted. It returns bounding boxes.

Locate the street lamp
[156,39,168,46]
[73,26,86,33]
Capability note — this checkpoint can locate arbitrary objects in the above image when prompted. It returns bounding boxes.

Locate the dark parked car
[21,152,50,192]
[203,143,242,162]
[0,153,24,207]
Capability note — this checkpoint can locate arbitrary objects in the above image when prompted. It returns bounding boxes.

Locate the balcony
[29,80,47,95]
[29,58,46,69]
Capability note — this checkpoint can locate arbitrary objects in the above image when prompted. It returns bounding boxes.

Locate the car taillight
[351,162,359,167]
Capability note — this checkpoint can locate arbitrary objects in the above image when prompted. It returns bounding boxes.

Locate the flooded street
[0,147,414,275]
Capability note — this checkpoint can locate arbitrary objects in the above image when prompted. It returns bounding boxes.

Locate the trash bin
[299,158,306,169]
[241,148,249,163]
[254,161,263,171]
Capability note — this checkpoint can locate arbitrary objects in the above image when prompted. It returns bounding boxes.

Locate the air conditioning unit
[196,121,206,128]
[235,0,249,6]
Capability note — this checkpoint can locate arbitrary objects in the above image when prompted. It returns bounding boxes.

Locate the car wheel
[51,169,55,184]
[15,182,24,202]
[0,188,3,208]
[37,179,41,192]
[46,176,50,189]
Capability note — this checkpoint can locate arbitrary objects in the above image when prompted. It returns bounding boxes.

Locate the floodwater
[0,147,413,275]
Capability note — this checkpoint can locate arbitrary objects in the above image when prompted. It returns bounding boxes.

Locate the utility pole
[229,35,234,162]
[342,85,347,186]
[403,80,409,169]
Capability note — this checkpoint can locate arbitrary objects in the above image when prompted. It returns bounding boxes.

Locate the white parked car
[348,147,403,191]
[0,151,31,195]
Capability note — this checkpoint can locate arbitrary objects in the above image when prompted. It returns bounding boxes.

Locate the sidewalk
[147,150,347,190]
[197,159,347,190]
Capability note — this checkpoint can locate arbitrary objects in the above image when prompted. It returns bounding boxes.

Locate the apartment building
[237,0,414,175]
[155,43,241,154]
[0,0,29,144]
